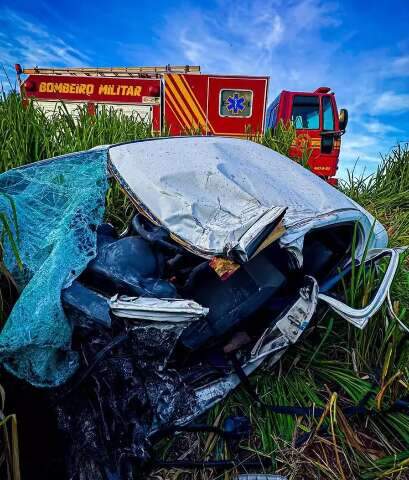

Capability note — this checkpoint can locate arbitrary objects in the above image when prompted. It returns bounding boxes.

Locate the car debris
[0,136,402,478]
[234,476,288,480]
[109,296,209,323]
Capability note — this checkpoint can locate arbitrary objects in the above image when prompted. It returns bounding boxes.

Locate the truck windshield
[292,95,319,129]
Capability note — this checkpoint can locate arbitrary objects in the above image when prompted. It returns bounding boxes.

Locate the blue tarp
[0,149,108,387]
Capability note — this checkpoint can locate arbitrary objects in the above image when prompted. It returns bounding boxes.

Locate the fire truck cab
[265,87,348,183]
[16,64,348,184]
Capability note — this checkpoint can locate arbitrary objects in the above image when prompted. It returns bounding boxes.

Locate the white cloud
[0,8,89,86]
[1,1,407,179]
[150,0,346,95]
[257,14,284,50]
[151,0,408,114]
[372,91,409,114]
[386,55,409,77]
[289,0,341,29]
[337,132,384,179]
[144,0,408,178]
[341,133,381,162]
[364,121,401,134]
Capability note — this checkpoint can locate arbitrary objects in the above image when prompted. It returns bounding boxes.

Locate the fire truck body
[19,70,163,131]
[16,64,347,182]
[265,87,347,181]
[17,65,269,137]
[163,73,268,136]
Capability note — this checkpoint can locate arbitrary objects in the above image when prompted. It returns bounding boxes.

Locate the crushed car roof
[108,137,385,262]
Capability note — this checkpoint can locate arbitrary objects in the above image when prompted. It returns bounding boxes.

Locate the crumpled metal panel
[318,247,403,329]
[108,137,387,262]
[109,295,209,323]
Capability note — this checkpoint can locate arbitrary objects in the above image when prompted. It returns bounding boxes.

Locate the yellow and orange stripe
[165,74,214,133]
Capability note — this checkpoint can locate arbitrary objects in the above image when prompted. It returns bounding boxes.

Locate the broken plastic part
[81,229,177,298]
[131,213,183,254]
[222,416,252,439]
[180,247,287,350]
[251,276,318,362]
[62,280,111,328]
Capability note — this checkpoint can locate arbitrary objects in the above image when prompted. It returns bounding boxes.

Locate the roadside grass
[0,90,152,173]
[0,92,408,479]
[0,195,21,480]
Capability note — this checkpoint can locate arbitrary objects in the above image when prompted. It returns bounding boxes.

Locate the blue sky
[0,0,408,177]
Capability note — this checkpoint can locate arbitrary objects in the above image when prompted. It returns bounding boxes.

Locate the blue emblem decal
[226,93,246,114]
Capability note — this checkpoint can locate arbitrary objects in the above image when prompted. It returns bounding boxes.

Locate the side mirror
[339,108,349,131]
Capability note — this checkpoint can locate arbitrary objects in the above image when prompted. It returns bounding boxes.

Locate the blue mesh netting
[0,149,108,387]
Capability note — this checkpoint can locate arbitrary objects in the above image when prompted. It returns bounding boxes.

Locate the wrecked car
[0,136,402,478]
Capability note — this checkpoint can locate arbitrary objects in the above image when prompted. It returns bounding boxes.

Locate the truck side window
[266,104,278,129]
[265,95,280,130]
[292,95,319,129]
[322,96,335,131]
[271,104,278,128]
[220,90,253,117]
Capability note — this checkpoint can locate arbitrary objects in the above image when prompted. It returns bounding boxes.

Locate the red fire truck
[16,64,348,183]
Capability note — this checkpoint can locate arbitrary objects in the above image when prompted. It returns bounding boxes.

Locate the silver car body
[108,137,387,265]
[106,136,401,426]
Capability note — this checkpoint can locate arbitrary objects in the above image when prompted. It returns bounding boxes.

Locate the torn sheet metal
[109,295,209,323]
[63,280,111,328]
[251,276,318,362]
[318,247,402,329]
[108,137,387,262]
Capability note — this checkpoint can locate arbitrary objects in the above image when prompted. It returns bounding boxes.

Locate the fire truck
[15,64,348,183]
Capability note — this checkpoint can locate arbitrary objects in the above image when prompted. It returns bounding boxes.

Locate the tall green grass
[0,193,21,480]
[342,143,409,248]
[0,91,408,479]
[246,119,312,167]
[0,91,152,173]
[0,384,20,480]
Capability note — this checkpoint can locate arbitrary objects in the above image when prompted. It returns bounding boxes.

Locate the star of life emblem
[220,89,252,117]
[226,93,246,114]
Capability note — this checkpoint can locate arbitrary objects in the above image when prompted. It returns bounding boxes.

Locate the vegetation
[247,119,313,168]
[0,384,20,480]
[0,195,21,480]
[0,91,152,173]
[0,91,408,479]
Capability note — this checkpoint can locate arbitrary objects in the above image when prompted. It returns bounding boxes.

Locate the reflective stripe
[166,75,198,129]
[173,74,207,128]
